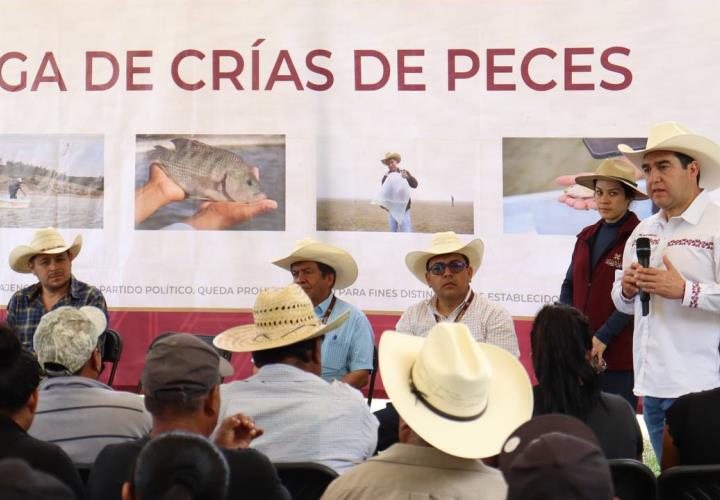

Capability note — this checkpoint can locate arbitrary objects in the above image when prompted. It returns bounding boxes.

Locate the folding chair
[608,458,657,500]
[274,462,338,500]
[658,464,720,500]
[367,344,378,406]
[101,329,123,387]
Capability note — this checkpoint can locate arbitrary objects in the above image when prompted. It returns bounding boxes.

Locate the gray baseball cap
[141,334,234,401]
[34,306,107,375]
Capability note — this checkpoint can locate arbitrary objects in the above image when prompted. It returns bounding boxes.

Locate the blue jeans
[388,210,412,232]
[643,396,675,462]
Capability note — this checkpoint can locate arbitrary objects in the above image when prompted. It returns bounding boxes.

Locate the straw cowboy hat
[380,322,533,458]
[9,227,82,274]
[381,152,401,165]
[619,121,720,190]
[574,158,648,200]
[405,231,484,285]
[213,284,349,353]
[272,238,358,289]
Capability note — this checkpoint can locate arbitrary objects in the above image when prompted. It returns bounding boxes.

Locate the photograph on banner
[503,137,655,235]
[316,138,474,234]
[0,135,104,228]
[134,134,285,231]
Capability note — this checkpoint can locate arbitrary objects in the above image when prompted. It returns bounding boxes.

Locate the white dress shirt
[612,191,720,398]
[219,364,378,474]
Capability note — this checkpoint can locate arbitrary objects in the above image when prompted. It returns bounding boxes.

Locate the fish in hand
[149,138,265,202]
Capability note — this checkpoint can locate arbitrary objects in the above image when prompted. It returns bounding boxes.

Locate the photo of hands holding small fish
[134,135,285,230]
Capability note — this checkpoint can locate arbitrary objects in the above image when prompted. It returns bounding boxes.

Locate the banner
[1,0,719,319]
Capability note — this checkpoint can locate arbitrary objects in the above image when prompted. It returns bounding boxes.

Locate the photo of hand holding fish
[135,135,285,230]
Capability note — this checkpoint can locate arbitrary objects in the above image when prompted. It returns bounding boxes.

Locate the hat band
[38,244,67,253]
[409,380,486,422]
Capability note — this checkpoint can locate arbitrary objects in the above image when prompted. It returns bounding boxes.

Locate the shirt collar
[39,375,111,391]
[314,292,335,316]
[429,288,473,318]
[661,190,709,225]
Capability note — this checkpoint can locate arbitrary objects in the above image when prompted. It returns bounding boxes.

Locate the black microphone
[636,237,651,316]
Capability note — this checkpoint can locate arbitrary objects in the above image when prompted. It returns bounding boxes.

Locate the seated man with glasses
[396,232,519,357]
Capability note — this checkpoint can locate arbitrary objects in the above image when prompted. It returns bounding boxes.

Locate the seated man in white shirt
[396,231,519,357]
[612,121,720,462]
[214,284,378,474]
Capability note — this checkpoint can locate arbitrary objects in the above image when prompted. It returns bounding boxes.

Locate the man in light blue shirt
[273,238,375,389]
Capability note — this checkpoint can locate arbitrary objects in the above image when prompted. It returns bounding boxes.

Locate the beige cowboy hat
[619,121,720,190]
[272,238,358,289]
[9,227,82,274]
[574,158,648,200]
[381,152,401,165]
[405,231,484,285]
[213,284,349,353]
[380,322,533,458]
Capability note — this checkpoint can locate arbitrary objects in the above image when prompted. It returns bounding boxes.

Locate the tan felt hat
[272,238,358,289]
[9,227,82,274]
[405,231,484,285]
[574,158,648,200]
[619,121,720,190]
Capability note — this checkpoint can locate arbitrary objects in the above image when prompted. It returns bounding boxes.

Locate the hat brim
[9,234,82,274]
[405,238,484,286]
[272,243,358,289]
[380,331,533,458]
[619,134,720,190]
[573,174,648,200]
[213,310,350,353]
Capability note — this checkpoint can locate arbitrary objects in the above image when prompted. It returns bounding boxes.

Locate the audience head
[0,458,74,500]
[530,303,600,418]
[380,322,533,458]
[0,324,41,425]
[213,284,348,375]
[500,414,613,499]
[141,333,233,435]
[505,432,613,500]
[33,306,107,378]
[122,431,229,500]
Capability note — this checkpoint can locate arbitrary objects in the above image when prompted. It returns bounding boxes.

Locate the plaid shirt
[396,288,520,357]
[6,276,108,351]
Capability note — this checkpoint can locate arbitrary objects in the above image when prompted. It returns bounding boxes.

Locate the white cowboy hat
[9,228,82,274]
[381,152,401,165]
[405,231,484,285]
[619,121,720,190]
[213,284,349,353]
[272,238,358,289]
[574,158,648,200]
[380,322,533,458]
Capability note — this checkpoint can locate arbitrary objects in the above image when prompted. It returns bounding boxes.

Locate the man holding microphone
[612,122,720,461]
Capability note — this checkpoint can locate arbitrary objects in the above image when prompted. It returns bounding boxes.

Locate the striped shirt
[396,289,520,357]
[29,377,152,466]
[6,276,108,351]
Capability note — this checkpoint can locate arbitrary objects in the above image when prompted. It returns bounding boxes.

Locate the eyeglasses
[427,260,468,276]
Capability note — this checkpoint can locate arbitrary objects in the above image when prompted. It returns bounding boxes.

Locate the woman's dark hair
[0,324,41,413]
[130,431,229,500]
[530,304,600,419]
